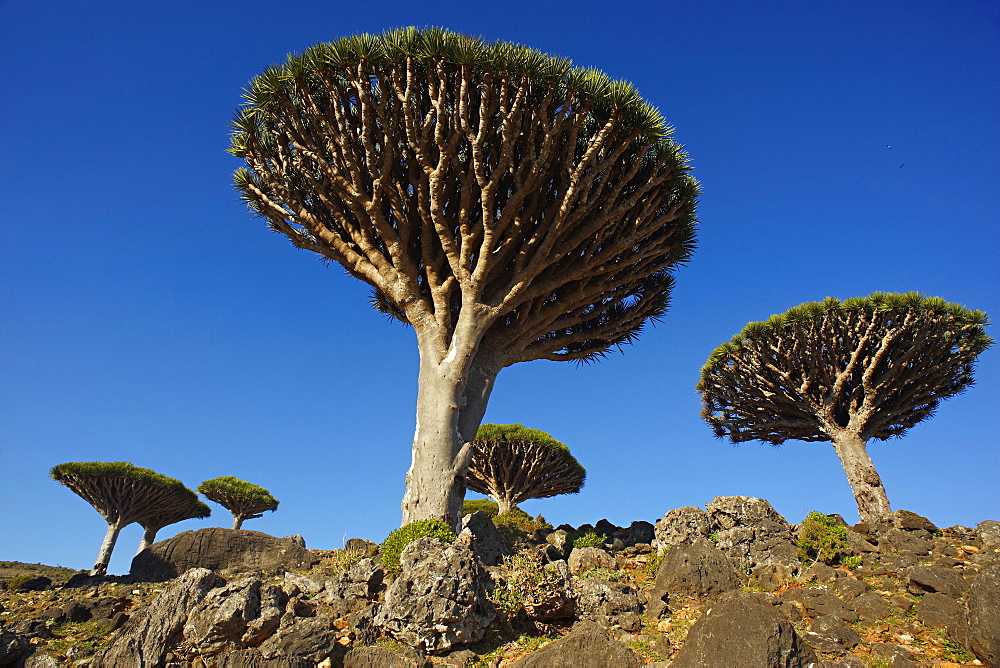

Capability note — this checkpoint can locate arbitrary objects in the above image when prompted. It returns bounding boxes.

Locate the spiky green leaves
[698,292,992,444]
[474,423,570,452]
[198,476,278,527]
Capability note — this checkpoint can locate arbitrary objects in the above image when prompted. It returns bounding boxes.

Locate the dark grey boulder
[0,629,31,667]
[375,536,496,653]
[832,576,869,601]
[214,648,314,667]
[257,617,343,664]
[460,510,511,566]
[966,562,1000,667]
[906,564,967,598]
[878,528,932,556]
[671,590,818,668]
[131,528,319,581]
[806,614,861,652]
[91,567,222,667]
[779,587,858,623]
[320,557,386,617]
[511,621,643,667]
[626,521,655,546]
[893,510,938,533]
[342,645,434,667]
[652,537,741,606]
[915,591,961,629]
[182,576,287,656]
[868,642,919,666]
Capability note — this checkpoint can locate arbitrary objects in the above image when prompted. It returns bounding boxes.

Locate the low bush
[569,529,604,550]
[797,511,849,564]
[463,499,500,517]
[378,519,456,572]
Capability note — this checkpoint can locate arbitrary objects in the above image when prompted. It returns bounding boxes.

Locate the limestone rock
[511,621,642,667]
[567,546,615,574]
[705,496,799,570]
[374,537,496,653]
[893,510,937,533]
[182,576,287,656]
[91,567,222,667]
[320,557,385,617]
[808,614,861,650]
[342,645,433,667]
[257,617,343,664]
[780,587,858,623]
[131,528,319,581]
[213,648,314,667]
[574,578,642,631]
[460,511,511,566]
[671,590,818,667]
[519,560,575,621]
[0,629,31,666]
[915,592,961,629]
[878,528,932,556]
[654,506,711,552]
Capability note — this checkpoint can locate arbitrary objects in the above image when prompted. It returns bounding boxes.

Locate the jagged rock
[13,576,51,592]
[342,646,433,667]
[567,546,615,574]
[344,538,378,554]
[546,529,571,553]
[670,590,818,668]
[845,530,878,555]
[625,521,655,546]
[594,519,621,538]
[91,567,222,667]
[131,528,319,581]
[979,520,1000,549]
[182,576,287,656]
[283,572,324,596]
[966,562,1000,667]
[460,511,511,566]
[320,557,385,617]
[906,565,966,598]
[878,528,932,556]
[892,510,937,533]
[257,617,342,664]
[0,629,31,666]
[915,592,961,628]
[518,560,576,621]
[574,578,642,631]
[869,643,919,666]
[4,620,52,639]
[808,614,861,650]
[654,506,711,551]
[780,588,858,623]
[832,576,869,601]
[705,496,799,570]
[22,653,61,668]
[343,605,379,646]
[283,535,306,548]
[511,621,642,667]
[651,537,741,606]
[213,648,314,667]
[374,537,496,654]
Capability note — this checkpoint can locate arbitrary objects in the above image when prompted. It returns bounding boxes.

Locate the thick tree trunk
[136,527,158,554]
[401,342,498,531]
[497,499,515,515]
[233,516,244,530]
[831,432,892,525]
[91,520,123,576]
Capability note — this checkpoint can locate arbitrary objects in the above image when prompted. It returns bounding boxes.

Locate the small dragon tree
[698,292,992,525]
[50,461,209,575]
[467,423,586,514]
[198,476,279,529]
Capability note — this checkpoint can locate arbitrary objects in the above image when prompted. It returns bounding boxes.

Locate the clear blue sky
[2,1,997,575]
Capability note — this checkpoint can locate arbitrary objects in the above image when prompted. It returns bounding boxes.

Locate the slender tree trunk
[91,520,123,576]
[136,527,158,554]
[831,432,892,525]
[401,340,498,531]
[233,516,244,530]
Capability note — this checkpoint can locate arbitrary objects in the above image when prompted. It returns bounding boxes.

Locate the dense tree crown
[699,292,991,444]
[467,423,585,514]
[697,292,991,524]
[230,26,698,365]
[230,27,699,527]
[198,476,279,530]
[51,461,208,574]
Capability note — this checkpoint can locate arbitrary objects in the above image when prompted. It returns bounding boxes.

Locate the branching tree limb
[198,476,279,530]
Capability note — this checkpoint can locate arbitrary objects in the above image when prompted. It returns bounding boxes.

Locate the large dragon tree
[467,423,585,514]
[230,27,699,528]
[198,476,279,529]
[698,292,992,524]
[51,462,210,575]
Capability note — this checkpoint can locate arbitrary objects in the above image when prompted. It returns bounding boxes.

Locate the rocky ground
[1,498,997,667]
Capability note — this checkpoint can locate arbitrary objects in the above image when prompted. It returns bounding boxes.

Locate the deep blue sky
[2,1,997,575]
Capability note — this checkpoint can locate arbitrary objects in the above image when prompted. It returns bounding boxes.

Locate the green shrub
[569,529,604,550]
[379,519,456,572]
[5,575,31,592]
[797,511,849,564]
[841,555,863,570]
[463,499,500,517]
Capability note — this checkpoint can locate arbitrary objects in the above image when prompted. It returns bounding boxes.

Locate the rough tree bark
[830,432,892,525]
[94,521,124,576]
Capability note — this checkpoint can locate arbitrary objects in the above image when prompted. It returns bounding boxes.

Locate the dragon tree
[51,462,210,575]
[231,27,699,527]
[198,476,279,529]
[698,292,992,524]
[467,423,585,514]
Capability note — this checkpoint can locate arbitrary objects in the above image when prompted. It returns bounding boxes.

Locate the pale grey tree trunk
[401,333,498,531]
[831,432,892,525]
[91,520,123,576]
[136,527,158,554]
[233,516,244,530]
[497,499,515,515]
